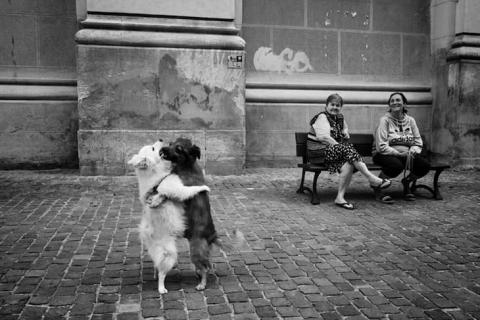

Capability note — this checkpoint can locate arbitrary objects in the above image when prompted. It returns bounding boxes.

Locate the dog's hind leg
[152,239,178,294]
[189,238,211,291]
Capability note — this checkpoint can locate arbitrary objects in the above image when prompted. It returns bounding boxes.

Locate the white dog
[128,140,210,294]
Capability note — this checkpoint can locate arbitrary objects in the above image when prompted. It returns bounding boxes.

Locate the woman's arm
[312,114,338,145]
[409,117,423,154]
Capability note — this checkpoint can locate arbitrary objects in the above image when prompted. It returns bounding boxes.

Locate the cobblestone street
[1,168,479,320]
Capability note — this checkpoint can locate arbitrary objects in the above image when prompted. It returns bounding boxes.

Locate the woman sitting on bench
[373,92,431,202]
[307,93,391,210]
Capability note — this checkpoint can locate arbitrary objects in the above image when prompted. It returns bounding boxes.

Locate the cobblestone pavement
[1,168,479,320]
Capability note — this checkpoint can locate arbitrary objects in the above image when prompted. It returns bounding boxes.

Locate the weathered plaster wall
[0,0,78,169]
[241,0,432,166]
[74,0,246,176]
[77,46,245,175]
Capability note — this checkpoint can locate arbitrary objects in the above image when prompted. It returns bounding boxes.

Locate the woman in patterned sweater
[373,92,431,202]
[307,93,391,210]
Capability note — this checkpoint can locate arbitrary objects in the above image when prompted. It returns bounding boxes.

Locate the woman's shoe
[402,177,416,201]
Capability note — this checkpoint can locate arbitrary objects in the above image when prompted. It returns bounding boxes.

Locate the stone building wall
[241,0,432,167]
[0,0,78,169]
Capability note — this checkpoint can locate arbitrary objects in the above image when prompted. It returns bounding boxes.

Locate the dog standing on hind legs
[128,139,210,294]
[160,137,247,291]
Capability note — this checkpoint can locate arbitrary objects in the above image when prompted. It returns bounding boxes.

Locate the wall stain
[11,36,16,67]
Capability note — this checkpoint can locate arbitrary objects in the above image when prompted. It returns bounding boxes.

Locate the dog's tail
[214,229,248,253]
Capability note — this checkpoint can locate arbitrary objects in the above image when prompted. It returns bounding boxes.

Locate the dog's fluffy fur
[128,140,210,294]
[160,137,245,291]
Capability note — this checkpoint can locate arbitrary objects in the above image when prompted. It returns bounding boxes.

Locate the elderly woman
[373,92,431,202]
[307,93,391,210]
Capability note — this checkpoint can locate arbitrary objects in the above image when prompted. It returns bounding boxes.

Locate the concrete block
[372,0,429,33]
[0,0,38,14]
[38,16,78,67]
[37,0,76,15]
[341,32,400,75]
[205,130,245,175]
[0,101,78,169]
[77,46,245,131]
[86,0,235,20]
[0,101,78,132]
[243,0,304,26]
[307,0,370,30]
[78,130,127,175]
[273,29,338,74]
[341,105,373,132]
[246,130,294,158]
[403,35,429,79]
[246,104,309,131]
[0,15,36,66]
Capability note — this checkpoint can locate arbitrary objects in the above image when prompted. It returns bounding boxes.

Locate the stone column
[432,0,480,167]
[76,0,245,175]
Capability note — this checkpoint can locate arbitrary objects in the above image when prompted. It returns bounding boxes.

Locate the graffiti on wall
[253,47,314,74]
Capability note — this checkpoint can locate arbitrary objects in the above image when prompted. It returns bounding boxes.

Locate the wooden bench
[295,132,451,205]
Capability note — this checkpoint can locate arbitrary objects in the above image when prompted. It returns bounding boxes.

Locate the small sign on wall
[227,54,243,69]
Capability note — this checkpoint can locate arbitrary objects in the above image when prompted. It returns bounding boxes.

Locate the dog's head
[128,140,171,175]
[160,137,201,168]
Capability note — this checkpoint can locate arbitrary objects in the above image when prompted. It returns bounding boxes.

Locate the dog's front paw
[200,185,210,193]
[195,283,206,291]
[158,287,168,294]
[148,194,165,208]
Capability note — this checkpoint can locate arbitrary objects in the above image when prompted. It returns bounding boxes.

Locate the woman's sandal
[370,178,392,190]
[402,178,416,201]
[335,202,355,210]
[404,193,416,201]
[376,194,395,204]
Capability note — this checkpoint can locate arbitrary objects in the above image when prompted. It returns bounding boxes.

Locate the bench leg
[411,168,445,200]
[311,172,321,205]
[296,168,307,194]
[432,168,445,200]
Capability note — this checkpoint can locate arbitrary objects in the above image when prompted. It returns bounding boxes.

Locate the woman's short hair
[326,93,343,106]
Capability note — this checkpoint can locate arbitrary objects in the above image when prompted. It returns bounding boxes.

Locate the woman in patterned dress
[307,93,391,210]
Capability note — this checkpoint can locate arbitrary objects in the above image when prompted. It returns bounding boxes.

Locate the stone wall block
[243,0,303,26]
[78,46,244,131]
[372,0,430,33]
[205,131,245,174]
[0,101,78,169]
[246,104,308,132]
[0,15,36,66]
[341,32,401,75]
[403,35,430,79]
[38,16,78,66]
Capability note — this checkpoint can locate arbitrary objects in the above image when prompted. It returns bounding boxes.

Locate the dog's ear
[190,145,201,159]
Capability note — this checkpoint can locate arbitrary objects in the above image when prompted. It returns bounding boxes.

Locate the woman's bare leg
[335,162,354,204]
[353,161,384,185]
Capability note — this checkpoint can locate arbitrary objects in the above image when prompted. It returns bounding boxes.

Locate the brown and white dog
[160,137,246,291]
[128,140,210,294]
